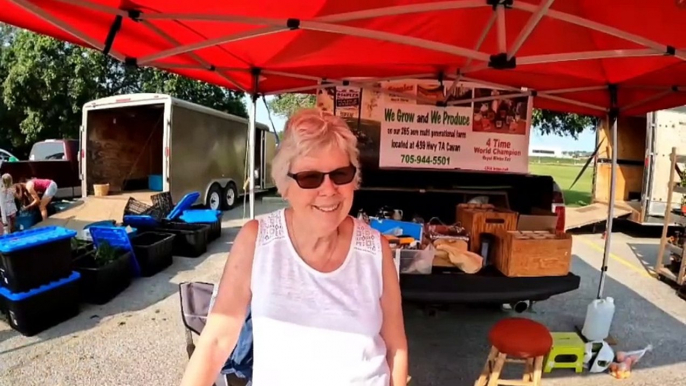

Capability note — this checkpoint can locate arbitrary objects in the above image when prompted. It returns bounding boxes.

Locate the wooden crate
[495,231,573,277]
[456,204,518,253]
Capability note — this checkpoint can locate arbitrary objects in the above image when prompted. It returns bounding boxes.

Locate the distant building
[528,146,571,158]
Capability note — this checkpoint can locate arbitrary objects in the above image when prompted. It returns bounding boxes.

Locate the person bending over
[16,178,58,220]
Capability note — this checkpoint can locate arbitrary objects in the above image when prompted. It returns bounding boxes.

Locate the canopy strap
[103,15,122,56]
[103,10,141,56]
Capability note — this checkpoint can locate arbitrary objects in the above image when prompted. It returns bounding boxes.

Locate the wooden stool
[475,318,553,386]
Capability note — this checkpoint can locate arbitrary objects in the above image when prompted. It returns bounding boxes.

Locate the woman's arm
[24,182,40,209]
[379,238,409,385]
[179,220,258,386]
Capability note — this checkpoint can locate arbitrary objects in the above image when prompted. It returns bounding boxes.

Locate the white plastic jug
[582,297,615,341]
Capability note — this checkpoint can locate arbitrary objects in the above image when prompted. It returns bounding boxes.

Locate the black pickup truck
[346,117,580,309]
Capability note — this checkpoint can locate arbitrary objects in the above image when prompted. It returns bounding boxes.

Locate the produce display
[361,202,571,277]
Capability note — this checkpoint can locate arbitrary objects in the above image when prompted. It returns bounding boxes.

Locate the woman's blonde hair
[270,108,361,196]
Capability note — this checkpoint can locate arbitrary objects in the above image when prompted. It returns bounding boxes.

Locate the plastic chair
[179,281,253,386]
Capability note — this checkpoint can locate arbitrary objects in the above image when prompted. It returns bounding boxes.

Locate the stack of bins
[0,226,81,336]
[123,192,210,258]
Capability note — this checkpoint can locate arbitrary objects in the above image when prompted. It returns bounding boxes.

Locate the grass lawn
[529,163,593,207]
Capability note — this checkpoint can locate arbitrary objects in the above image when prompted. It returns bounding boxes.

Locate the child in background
[0,174,18,234]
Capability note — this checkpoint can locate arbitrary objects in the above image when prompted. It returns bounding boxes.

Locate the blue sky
[248,96,597,152]
[529,128,596,151]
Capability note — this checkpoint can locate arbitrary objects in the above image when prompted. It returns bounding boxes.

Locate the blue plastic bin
[148,175,163,191]
[0,271,81,336]
[166,191,201,221]
[89,226,141,277]
[15,211,40,231]
[0,226,77,292]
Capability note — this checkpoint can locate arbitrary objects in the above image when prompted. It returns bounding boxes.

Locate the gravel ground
[1,205,685,386]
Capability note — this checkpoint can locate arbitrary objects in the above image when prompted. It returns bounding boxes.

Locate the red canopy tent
[2,0,686,297]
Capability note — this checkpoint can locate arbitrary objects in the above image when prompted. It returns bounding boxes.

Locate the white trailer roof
[83,93,270,130]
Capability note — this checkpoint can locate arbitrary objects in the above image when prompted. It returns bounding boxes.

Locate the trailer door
[648,108,686,217]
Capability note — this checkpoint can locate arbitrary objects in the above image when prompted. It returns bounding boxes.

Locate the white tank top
[250,209,390,386]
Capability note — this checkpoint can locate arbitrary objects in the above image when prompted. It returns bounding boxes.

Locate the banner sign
[317,79,532,173]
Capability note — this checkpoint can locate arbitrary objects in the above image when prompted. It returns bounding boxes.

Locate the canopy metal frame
[10,0,686,298]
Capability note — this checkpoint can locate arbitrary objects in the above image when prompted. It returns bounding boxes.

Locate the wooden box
[494,231,573,277]
[456,204,518,253]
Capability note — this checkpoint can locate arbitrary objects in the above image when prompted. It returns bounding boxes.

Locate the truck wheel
[223,182,238,210]
[206,184,223,211]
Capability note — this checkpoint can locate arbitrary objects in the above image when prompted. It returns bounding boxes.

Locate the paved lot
[1,204,685,386]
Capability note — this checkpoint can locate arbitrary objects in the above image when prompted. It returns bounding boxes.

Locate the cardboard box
[517,209,558,231]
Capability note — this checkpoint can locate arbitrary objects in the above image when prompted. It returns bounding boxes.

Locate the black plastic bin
[0,271,81,336]
[155,223,209,258]
[177,209,223,242]
[71,239,95,261]
[130,232,176,276]
[0,226,77,293]
[205,219,222,242]
[73,250,133,305]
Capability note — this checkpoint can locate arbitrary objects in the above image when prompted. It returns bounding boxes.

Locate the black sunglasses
[287,165,357,189]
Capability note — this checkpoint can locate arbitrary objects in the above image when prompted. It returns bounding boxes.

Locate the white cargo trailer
[567,106,686,229]
[79,93,276,210]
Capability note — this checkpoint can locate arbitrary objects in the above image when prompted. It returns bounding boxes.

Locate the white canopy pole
[598,112,618,299]
[248,69,260,220]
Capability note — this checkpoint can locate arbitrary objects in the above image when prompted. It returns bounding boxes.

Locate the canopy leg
[597,113,618,299]
[248,69,260,220]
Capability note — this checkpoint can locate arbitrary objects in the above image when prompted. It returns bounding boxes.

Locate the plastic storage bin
[155,222,209,258]
[179,209,222,242]
[165,192,201,221]
[148,175,163,191]
[73,249,133,305]
[0,271,81,336]
[398,248,434,274]
[15,211,40,231]
[130,232,176,276]
[0,226,77,292]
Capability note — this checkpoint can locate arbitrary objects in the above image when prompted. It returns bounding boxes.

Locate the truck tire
[223,182,238,210]
[206,184,223,211]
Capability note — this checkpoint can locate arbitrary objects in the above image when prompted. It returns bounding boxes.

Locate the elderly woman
[180,108,408,386]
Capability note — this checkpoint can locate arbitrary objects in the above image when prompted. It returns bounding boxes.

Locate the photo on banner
[334,87,362,119]
[315,84,336,113]
[316,78,533,174]
[472,88,528,136]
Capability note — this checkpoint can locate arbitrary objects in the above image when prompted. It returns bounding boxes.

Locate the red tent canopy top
[3,0,686,117]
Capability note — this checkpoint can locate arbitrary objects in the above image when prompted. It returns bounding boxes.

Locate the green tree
[0,24,246,155]
[267,93,596,138]
[268,94,317,119]
[532,109,597,139]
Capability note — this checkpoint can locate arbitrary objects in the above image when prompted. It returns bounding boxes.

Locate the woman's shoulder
[350,218,384,256]
[254,208,287,246]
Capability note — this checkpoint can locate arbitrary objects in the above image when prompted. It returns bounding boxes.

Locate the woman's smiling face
[285,146,355,234]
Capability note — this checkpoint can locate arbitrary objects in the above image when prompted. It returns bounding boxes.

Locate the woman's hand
[379,238,409,385]
[179,220,258,386]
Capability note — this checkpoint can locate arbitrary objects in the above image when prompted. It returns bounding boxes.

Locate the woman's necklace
[288,212,340,270]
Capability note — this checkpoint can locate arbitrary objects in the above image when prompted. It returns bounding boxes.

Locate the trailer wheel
[206,184,223,211]
[223,182,238,210]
